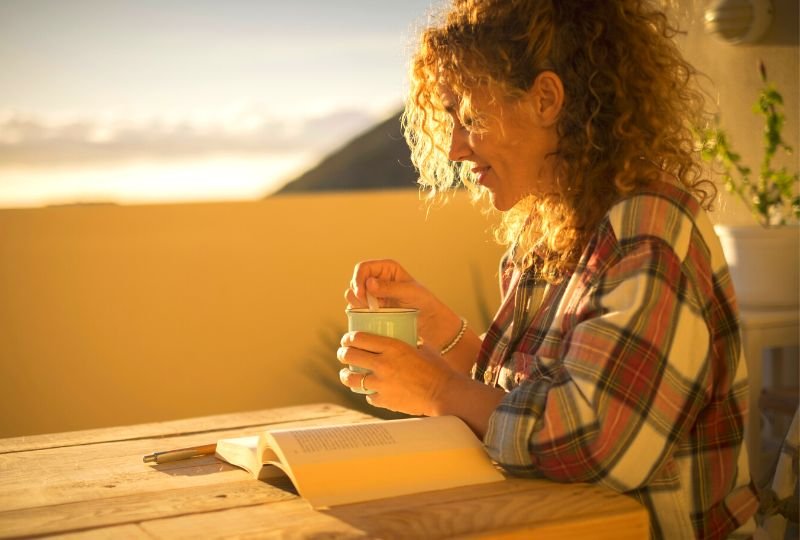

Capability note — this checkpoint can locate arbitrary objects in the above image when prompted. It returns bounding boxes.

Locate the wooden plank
[457,511,650,540]
[0,403,367,454]
[0,409,372,513]
[0,480,297,539]
[42,524,151,539]
[139,497,358,540]
[137,479,648,540]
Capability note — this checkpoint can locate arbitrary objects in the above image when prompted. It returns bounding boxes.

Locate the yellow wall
[0,191,505,437]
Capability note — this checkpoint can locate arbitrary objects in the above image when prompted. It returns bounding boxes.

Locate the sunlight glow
[0,154,313,209]
[0,0,433,207]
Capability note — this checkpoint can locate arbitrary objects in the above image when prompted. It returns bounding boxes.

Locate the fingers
[346,278,419,311]
[350,259,409,303]
[344,278,388,309]
[366,277,419,308]
[365,392,384,408]
[337,332,409,379]
[340,331,409,354]
[338,332,413,398]
[339,367,381,394]
[337,344,376,374]
[345,285,385,310]
[344,287,365,308]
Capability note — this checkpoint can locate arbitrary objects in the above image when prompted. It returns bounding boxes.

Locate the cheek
[468,133,500,159]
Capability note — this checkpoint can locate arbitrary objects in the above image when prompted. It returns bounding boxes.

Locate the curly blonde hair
[403,0,715,279]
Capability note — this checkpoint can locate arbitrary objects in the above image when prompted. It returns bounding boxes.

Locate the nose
[448,125,472,162]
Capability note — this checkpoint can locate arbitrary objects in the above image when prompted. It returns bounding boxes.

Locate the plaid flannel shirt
[474,182,759,539]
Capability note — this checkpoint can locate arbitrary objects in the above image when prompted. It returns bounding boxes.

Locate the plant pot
[714,224,800,310]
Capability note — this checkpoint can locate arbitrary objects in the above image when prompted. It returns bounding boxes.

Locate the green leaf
[694,66,798,227]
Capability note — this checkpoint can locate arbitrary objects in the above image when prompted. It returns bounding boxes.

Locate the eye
[456,114,476,133]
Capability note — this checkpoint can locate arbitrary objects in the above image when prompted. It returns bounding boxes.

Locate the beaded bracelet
[441,318,468,355]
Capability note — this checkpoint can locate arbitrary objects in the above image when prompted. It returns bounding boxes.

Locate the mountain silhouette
[273,109,419,195]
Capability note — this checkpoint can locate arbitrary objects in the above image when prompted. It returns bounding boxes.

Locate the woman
[337,0,758,537]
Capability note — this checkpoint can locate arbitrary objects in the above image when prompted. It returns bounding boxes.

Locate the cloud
[0,108,379,167]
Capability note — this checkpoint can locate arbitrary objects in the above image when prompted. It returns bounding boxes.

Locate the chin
[492,200,513,212]
[487,191,517,212]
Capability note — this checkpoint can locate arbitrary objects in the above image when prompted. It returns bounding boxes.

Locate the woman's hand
[337,331,457,417]
[337,330,506,435]
[344,259,462,351]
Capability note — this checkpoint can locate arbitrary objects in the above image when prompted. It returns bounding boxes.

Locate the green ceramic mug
[345,307,419,395]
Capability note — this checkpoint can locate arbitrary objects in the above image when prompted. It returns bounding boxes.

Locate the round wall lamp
[704,0,773,44]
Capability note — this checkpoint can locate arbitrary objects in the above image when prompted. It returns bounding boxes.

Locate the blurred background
[0,0,432,205]
[0,0,797,443]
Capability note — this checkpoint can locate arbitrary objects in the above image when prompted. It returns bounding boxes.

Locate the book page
[264,416,504,508]
[266,416,484,465]
[295,446,504,508]
[215,435,260,477]
[287,423,396,453]
[216,436,286,481]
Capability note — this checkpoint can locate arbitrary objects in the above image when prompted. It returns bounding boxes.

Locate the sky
[0,0,436,208]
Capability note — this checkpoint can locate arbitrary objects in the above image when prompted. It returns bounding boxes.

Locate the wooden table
[0,403,649,539]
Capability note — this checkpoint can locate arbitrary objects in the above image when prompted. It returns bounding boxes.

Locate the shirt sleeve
[483,237,714,492]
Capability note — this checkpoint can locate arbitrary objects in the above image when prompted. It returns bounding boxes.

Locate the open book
[215,415,505,508]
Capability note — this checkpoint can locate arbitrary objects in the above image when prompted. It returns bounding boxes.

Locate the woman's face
[441,85,560,212]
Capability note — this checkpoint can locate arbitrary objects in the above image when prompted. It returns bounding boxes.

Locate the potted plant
[699,61,799,309]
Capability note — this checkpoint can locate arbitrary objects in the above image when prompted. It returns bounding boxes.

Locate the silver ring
[359,372,370,393]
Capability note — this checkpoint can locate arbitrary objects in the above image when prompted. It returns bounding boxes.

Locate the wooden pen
[142,443,217,464]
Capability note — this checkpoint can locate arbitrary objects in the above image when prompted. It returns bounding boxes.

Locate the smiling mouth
[471,166,491,184]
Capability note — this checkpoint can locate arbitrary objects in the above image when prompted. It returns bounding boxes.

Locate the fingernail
[366,292,379,311]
